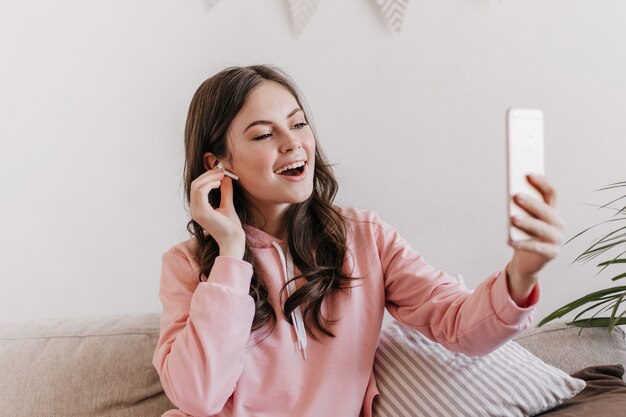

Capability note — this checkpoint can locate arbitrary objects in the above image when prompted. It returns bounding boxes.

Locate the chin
[287,188,315,204]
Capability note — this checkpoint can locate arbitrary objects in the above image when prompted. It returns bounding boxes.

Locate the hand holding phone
[506,108,545,242]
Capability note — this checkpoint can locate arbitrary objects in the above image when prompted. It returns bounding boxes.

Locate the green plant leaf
[611,309,626,331]
[597,259,626,267]
[594,184,626,217]
[596,181,626,191]
[598,249,626,276]
[573,305,612,336]
[567,317,626,328]
[599,194,626,210]
[575,234,626,260]
[553,181,626,329]
[571,297,617,323]
[582,203,626,214]
[609,293,625,327]
[537,286,626,327]
[573,295,622,334]
[611,272,626,281]
[574,240,626,264]
[579,226,626,258]
[564,217,626,247]
[595,229,626,246]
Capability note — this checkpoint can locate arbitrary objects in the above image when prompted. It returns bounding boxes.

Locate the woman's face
[217,80,316,219]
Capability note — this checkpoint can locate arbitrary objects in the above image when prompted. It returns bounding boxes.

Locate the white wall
[1,0,625,325]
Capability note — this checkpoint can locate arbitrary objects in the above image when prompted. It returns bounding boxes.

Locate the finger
[195,180,223,208]
[509,239,560,259]
[514,194,565,229]
[219,175,235,209]
[511,215,563,244]
[190,172,225,193]
[195,169,225,183]
[196,167,224,181]
[527,173,557,206]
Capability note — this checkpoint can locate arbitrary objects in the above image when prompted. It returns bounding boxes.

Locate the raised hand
[506,173,565,305]
[189,167,246,256]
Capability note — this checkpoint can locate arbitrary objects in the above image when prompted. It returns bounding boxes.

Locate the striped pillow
[373,320,586,417]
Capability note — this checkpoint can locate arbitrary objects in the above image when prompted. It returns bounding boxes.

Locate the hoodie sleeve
[152,246,255,416]
[375,213,540,356]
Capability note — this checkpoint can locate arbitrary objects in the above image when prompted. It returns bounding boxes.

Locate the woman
[152,64,564,417]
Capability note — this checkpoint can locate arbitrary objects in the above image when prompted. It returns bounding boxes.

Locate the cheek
[304,133,316,152]
[238,153,274,178]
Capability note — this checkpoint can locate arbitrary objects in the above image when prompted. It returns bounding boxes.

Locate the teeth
[274,161,305,174]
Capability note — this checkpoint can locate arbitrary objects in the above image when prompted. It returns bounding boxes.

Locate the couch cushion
[534,364,626,416]
[513,321,626,380]
[0,312,173,417]
[372,320,586,417]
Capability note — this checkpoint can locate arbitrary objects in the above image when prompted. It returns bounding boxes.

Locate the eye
[253,133,272,141]
[294,122,308,129]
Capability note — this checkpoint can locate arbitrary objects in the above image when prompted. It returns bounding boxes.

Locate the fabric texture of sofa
[1,312,625,417]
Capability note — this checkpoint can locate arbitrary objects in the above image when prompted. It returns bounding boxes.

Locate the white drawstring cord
[286,251,308,358]
[271,241,308,360]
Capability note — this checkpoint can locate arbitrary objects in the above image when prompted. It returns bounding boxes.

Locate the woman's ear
[203,152,218,170]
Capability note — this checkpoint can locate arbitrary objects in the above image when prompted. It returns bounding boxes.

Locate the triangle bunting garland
[373,0,409,34]
[204,1,410,36]
[203,0,221,13]
[287,0,323,35]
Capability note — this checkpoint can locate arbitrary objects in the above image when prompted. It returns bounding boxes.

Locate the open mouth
[275,162,306,177]
[278,165,305,176]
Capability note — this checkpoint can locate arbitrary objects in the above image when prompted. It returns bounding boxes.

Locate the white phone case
[506,108,545,242]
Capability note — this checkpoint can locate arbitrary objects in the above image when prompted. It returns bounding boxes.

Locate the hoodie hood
[243,224,284,248]
[243,223,308,360]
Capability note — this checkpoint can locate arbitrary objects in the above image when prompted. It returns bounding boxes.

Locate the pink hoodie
[153,206,539,417]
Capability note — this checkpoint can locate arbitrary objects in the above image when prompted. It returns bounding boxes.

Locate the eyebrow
[242,108,303,134]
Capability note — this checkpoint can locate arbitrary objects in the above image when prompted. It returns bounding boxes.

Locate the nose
[279,131,303,153]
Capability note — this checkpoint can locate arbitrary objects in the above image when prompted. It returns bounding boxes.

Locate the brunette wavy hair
[183,64,362,341]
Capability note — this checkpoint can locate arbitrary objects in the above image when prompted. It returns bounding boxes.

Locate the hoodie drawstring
[271,241,308,360]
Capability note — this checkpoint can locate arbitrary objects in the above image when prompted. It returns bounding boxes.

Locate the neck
[250,203,290,240]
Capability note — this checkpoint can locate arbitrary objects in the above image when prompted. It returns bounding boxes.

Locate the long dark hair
[183,64,362,342]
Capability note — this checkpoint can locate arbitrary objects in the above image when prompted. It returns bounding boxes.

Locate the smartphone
[506,108,545,242]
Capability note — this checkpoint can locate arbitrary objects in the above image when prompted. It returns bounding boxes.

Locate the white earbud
[216,161,239,180]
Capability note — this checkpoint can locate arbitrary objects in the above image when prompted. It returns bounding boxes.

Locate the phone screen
[506,108,545,242]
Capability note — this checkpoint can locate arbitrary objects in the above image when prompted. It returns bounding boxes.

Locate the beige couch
[1,313,625,417]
